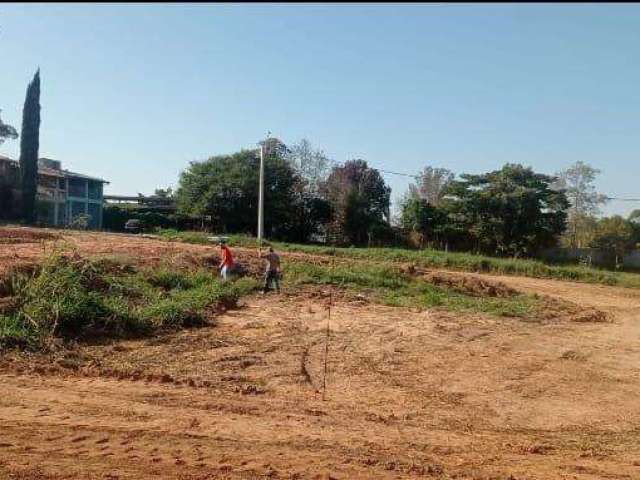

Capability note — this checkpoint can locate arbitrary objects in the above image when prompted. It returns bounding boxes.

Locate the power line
[369,165,640,203]
[331,160,640,202]
[606,197,640,202]
[375,168,420,179]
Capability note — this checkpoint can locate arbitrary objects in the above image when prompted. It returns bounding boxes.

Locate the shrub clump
[0,254,258,350]
[9,255,115,340]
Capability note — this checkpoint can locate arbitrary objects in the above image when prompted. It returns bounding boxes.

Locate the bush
[11,255,111,338]
[0,254,258,350]
[141,297,203,329]
[144,268,195,290]
[0,315,39,349]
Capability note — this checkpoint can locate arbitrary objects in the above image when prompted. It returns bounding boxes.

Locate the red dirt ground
[1,227,640,479]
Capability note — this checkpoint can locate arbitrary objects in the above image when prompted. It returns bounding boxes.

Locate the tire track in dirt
[3,292,640,478]
[3,227,640,478]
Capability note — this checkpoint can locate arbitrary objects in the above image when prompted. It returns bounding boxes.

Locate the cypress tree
[19,69,41,224]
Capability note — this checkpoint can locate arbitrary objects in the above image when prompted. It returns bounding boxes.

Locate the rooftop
[0,155,109,183]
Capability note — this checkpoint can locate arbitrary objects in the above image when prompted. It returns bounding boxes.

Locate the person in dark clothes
[260,246,281,294]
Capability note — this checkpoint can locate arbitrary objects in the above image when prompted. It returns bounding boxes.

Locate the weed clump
[0,254,258,351]
[144,268,195,291]
[11,255,111,338]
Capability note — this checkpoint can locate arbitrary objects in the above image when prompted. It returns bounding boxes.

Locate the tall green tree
[446,164,569,257]
[281,139,334,242]
[19,70,41,224]
[176,149,327,241]
[400,195,452,248]
[629,210,640,248]
[286,195,332,243]
[0,109,18,145]
[321,159,391,245]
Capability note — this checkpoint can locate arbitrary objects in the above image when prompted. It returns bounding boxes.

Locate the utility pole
[257,131,270,244]
[258,142,265,243]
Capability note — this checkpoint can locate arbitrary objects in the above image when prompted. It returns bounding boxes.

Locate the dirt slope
[2,227,640,479]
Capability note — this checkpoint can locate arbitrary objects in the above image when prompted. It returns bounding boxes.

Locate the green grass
[154,228,260,248]
[0,254,259,351]
[283,261,542,318]
[153,228,640,289]
[0,315,40,349]
[276,243,640,289]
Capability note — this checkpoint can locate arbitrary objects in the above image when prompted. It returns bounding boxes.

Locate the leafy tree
[322,159,391,245]
[285,139,333,196]
[559,213,599,249]
[554,161,608,248]
[400,196,450,248]
[260,137,289,158]
[0,109,18,145]
[590,216,634,268]
[446,164,569,257]
[408,166,454,207]
[153,187,174,198]
[279,139,334,242]
[176,149,326,241]
[628,210,640,248]
[19,70,41,224]
[285,195,332,243]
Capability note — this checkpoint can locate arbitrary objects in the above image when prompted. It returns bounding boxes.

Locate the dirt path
[478,272,640,394]
[3,285,640,479]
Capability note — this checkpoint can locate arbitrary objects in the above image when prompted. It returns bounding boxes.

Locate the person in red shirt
[219,241,235,281]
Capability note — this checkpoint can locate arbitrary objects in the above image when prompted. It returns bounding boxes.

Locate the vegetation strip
[155,229,640,289]
[0,254,257,350]
[0,235,610,351]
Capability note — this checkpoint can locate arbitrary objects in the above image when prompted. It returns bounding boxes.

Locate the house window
[58,178,66,190]
[68,178,86,198]
[88,181,102,200]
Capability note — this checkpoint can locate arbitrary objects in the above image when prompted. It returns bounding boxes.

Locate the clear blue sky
[1,3,639,216]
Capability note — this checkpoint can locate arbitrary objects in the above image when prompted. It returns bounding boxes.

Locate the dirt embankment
[0,227,301,281]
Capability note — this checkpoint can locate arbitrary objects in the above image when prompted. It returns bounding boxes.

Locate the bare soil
[2,227,640,479]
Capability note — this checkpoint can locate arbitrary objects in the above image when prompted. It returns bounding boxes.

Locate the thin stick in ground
[322,291,331,401]
[300,346,313,386]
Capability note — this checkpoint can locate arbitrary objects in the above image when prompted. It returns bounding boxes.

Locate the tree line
[400,161,640,263]
[4,79,637,263]
[171,137,640,260]
[174,140,390,245]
